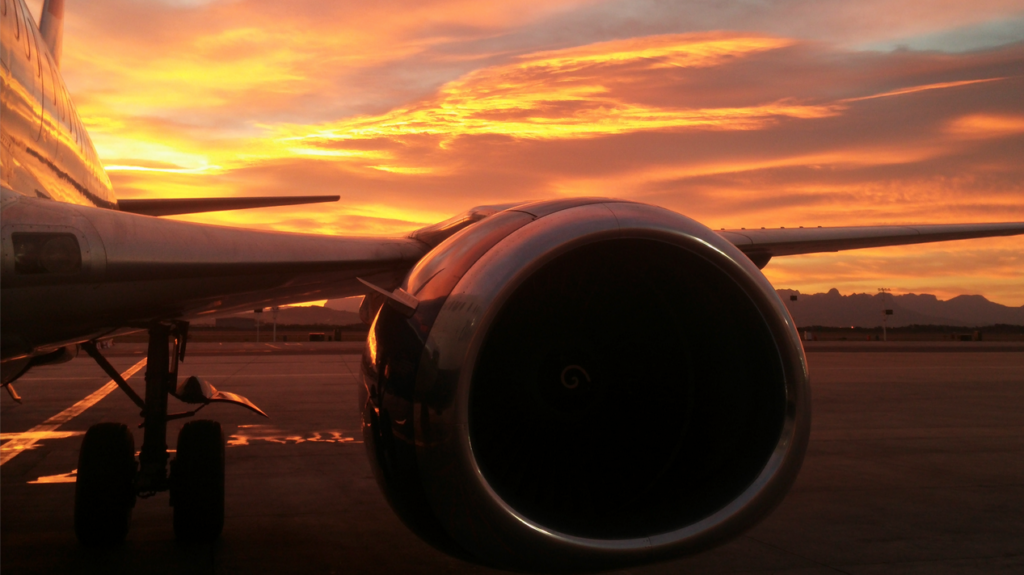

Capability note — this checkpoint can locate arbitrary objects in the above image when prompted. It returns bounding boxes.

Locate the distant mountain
[777,289,1024,327]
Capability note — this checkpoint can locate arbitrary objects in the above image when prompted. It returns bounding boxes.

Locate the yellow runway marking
[29,470,78,484]
[227,425,360,446]
[0,358,147,466]
[0,431,85,441]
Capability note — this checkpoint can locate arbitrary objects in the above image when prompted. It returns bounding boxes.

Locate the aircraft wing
[717,222,1024,268]
[0,191,526,360]
[0,192,432,359]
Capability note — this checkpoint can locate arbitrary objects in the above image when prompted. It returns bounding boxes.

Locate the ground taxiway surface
[3,343,1023,574]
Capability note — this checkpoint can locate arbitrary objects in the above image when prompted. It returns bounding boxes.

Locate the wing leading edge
[718,222,1024,269]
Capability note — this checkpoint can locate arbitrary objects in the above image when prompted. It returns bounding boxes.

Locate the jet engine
[360,198,810,572]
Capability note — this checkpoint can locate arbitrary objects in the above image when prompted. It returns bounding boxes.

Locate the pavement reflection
[227,424,361,446]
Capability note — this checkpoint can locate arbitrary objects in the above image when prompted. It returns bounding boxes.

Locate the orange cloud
[278,34,838,146]
[53,1,1024,305]
[946,114,1024,139]
[844,78,1008,102]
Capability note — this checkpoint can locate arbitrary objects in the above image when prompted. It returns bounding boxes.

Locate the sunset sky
[30,0,1024,305]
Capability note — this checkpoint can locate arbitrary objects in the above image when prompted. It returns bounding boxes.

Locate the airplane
[2,0,1022,571]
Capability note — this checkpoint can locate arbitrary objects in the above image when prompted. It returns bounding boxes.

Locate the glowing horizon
[30,0,1024,305]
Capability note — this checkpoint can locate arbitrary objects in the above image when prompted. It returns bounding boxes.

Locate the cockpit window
[13,233,83,274]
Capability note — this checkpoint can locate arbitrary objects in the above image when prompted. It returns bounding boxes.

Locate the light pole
[272,306,279,342]
[254,308,263,342]
[789,294,800,339]
[878,288,892,342]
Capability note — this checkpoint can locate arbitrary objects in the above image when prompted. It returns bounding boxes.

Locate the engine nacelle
[361,198,810,572]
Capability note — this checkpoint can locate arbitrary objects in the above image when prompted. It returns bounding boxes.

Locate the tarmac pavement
[2,344,1022,574]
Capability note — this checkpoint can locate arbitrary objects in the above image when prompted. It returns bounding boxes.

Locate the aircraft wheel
[75,422,137,546]
[171,419,225,543]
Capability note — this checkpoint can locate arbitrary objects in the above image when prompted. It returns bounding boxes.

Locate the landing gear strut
[137,324,174,496]
[75,322,247,546]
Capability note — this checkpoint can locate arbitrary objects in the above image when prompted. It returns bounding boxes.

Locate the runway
[2,344,1023,574]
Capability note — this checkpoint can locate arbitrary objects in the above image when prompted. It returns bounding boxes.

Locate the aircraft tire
[171,419,225,543]
[74,422,137,546]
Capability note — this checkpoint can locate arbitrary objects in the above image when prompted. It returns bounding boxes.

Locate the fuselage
[1,0,114,208]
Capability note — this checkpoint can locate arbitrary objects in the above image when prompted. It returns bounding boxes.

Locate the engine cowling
[361,198,810,572]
